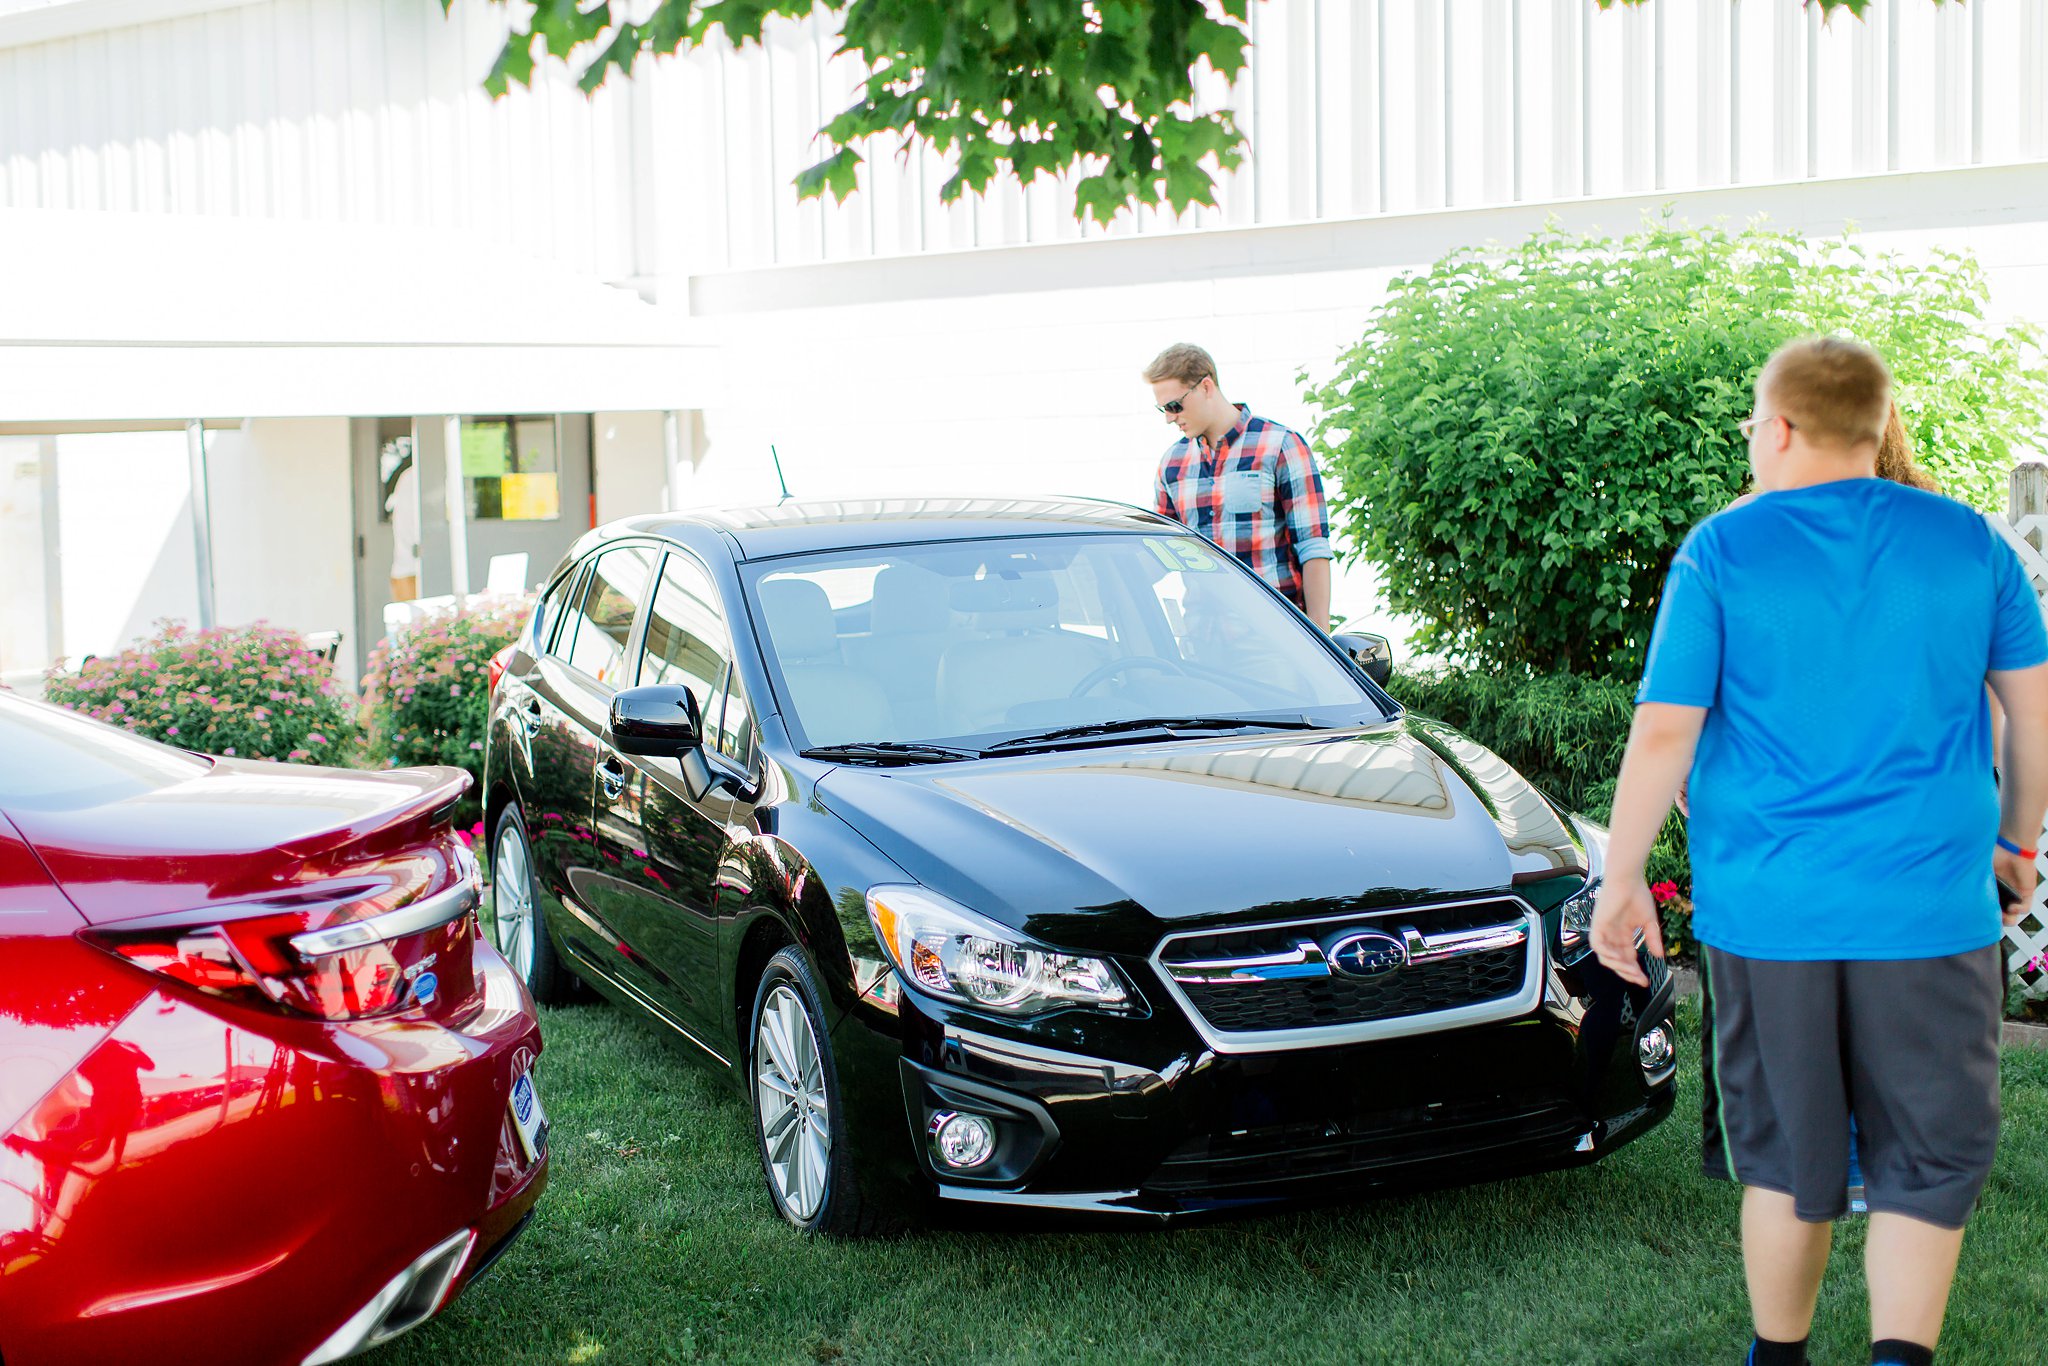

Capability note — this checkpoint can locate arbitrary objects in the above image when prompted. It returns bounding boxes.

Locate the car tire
[489,806,572,1005]
[748,947,893,1237]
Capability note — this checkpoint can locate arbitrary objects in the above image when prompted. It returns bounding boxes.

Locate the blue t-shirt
[1637,479,2048,960]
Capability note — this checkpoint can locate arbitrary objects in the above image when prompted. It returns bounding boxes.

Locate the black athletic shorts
[1698,944,2003,1229]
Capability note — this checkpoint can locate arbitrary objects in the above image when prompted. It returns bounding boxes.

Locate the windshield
[744,532,1385,750]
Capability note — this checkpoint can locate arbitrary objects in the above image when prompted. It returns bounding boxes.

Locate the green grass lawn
[373,999,2048,1366]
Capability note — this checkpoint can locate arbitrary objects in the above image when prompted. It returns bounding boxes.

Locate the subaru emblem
[412,971,439,1006]
[1327,930,1407,978]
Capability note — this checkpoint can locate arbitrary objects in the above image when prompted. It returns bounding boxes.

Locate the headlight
[1557,817,1608,965]
[865,885,1131,1014]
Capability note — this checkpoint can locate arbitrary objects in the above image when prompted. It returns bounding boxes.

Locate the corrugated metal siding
[3,0,2046,283]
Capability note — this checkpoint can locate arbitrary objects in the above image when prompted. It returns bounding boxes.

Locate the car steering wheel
[1069,655,1189,697]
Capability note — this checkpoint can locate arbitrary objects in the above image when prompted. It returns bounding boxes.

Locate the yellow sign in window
[500,472,561,521]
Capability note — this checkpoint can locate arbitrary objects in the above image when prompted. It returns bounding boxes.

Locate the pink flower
[165,726,180,736]
[1649,880,1680,905]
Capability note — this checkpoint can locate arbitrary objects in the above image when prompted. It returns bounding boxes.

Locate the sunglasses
[1737,413,1797,439]
[1157,377,1209,415]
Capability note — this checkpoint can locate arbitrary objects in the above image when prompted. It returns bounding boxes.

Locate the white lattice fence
[1995,468,2048,1001]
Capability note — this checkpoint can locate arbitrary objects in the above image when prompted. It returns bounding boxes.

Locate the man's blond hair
[1143,343,1217,388]
[1758,337,1891,450]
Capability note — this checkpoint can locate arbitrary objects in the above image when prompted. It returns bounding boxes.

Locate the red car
[0,693,548,1366]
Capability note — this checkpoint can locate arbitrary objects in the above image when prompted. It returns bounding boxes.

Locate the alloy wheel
[754,982,831,1222]
[490,822,537,981]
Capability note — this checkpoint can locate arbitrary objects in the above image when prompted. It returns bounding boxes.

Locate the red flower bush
[361,595,534,820]
[42,620,355,763]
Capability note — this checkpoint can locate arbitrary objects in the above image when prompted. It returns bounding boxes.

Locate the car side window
[639,553,732,724]
[558,545,659,688]
[712,668,759,772]
[534,564,583,654]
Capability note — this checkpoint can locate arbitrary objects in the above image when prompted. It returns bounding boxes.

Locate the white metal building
[3,0,2047,684]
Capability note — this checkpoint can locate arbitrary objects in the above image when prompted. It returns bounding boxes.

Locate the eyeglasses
[1737,413,1797,439]
[1157,378,1208,415]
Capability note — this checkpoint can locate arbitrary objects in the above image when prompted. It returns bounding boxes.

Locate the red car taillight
[81,842,481,1021]
[487,644,517,698]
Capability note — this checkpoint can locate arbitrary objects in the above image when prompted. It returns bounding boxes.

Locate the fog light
[1638,1025,1674,1073]
[929,1110,997,1169]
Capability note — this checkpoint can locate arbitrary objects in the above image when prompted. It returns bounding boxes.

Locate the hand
[1590,877,1665,988]
[1995,843,2038,927]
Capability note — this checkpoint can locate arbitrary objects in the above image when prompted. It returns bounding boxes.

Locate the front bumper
[845,953,1676,1222]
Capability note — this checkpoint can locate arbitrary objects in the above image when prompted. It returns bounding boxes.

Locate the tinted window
[639,553,731,719]
[534,563,583,653]
[713,670,758,772]
[0,696,210,812]
[558,545,659,688]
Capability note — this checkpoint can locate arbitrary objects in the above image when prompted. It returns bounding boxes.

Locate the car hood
[10,757,470,925]
[815,717,1587,956]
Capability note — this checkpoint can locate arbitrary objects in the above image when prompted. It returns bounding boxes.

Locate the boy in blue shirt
[1590,337,2048,1366]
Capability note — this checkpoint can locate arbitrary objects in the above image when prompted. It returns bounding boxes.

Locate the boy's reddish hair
[1758,337,1891,450]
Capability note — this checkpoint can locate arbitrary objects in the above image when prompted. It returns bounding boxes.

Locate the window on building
[462,416,560,521]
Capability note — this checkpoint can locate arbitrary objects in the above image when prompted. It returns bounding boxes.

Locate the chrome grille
[1153,897,1542,1053]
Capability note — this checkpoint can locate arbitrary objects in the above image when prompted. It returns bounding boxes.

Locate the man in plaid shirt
[1144,343,1334,628]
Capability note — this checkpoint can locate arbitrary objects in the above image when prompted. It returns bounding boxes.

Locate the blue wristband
[1997,834,2036,858]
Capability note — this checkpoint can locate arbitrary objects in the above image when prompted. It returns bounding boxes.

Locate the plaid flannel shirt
[1153,405,1332,609]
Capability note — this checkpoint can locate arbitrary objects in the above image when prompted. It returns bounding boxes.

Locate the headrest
[759,578,840,663]
[950,574,1059,632]
[870,565,952,635]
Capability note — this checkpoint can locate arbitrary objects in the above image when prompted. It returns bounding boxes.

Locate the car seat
[933,576,1108,734]
[756,578,894,747]
[843,564,959,739]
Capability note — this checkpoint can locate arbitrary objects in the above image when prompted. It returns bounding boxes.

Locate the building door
[350,417,421,679]
[352,414,595,677]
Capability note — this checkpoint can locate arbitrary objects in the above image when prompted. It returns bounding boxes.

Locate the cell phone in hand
[1997,877,2023,913]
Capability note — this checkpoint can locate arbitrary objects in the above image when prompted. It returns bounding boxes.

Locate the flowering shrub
[41,620,355,763]
[361,596,534,819]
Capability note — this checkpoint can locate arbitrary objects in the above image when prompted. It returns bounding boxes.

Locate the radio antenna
[770,445,793,505]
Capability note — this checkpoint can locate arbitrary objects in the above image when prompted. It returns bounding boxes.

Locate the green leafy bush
[42,620,355,763]
[1388,666,1693,950]
[361,596,533,819]
[1306,219,2048,675]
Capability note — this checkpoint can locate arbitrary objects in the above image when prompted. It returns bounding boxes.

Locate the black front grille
[1160,899,1531,1036]
[1144,1096,1584,1195]
[1180,944,1526,1032]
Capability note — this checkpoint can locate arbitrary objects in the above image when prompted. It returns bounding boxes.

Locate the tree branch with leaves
[460,0,1940,224]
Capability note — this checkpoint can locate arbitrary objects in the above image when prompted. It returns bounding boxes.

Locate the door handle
[597,755,629,800]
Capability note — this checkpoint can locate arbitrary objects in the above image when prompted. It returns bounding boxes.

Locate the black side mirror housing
[608,685,702,759]
[1331,631,1394,688]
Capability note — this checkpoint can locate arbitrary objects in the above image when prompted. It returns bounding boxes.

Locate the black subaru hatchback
[481,497,1674,1232]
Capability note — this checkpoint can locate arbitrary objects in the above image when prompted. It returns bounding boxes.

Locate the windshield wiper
[800,741,985,765]
[985,714,1326,752]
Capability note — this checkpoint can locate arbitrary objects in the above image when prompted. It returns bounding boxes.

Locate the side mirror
[608,685,702,759]
[1331,631,1394,688]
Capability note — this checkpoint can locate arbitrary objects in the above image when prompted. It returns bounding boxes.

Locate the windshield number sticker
[1144,537,1219,572]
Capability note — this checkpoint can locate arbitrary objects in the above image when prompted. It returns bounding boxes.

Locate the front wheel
[748,947,891,1236]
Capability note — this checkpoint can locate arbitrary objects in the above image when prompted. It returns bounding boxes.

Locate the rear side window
[0,696,209,812]
[557,545,659,688]
[639,553,732,721]
[533,564,584,653]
